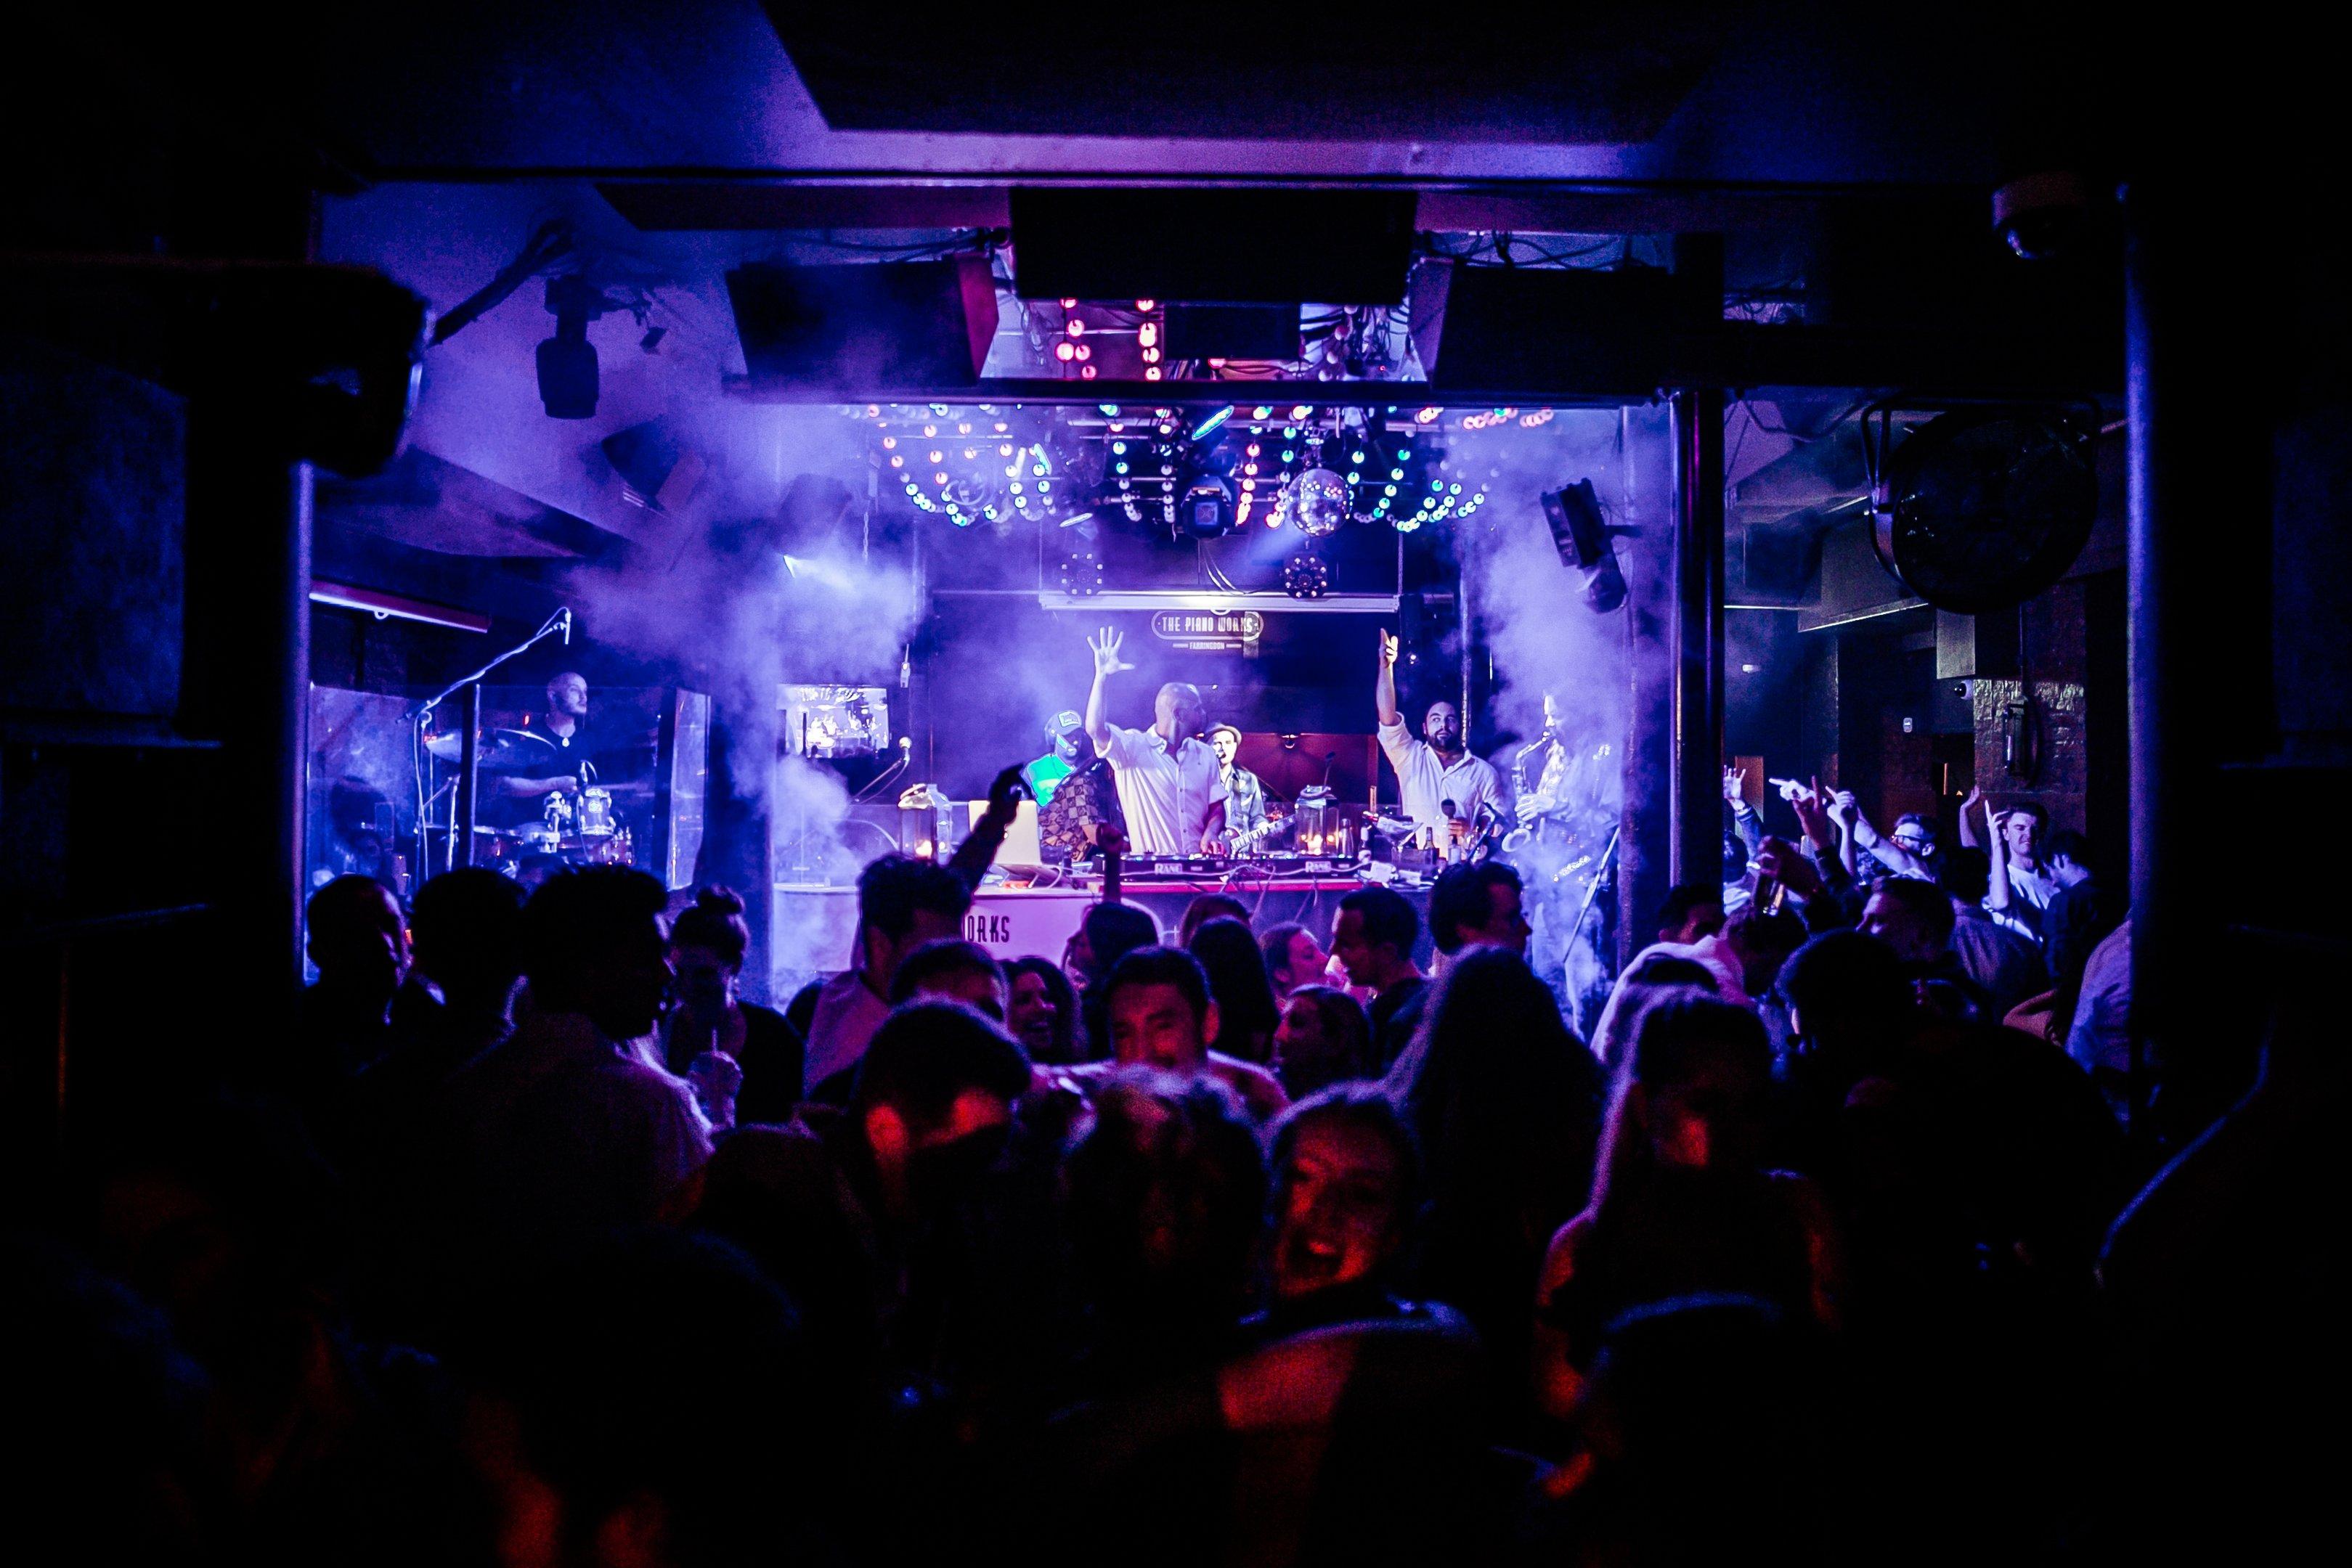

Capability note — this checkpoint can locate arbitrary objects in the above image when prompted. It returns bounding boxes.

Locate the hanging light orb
[1286,467,1350,538]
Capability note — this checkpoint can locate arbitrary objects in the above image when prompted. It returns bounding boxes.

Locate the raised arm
[1957,785,1985,849]
[1083,626,1131,754]
[1983,796,2014,912]
[948,764,1028,891]
[1828,790,1861,881]
[1375,629,1403,728]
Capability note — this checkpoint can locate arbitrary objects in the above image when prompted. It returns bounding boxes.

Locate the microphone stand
[405,607,573,870]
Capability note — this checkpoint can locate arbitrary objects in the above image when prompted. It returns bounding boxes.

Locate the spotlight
[1181,475,1235,539]
[537,274,610,420]
[1282,552,1331,600]
[1189,405,1234,442]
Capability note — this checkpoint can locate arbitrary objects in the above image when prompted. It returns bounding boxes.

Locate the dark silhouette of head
[305,874,406,1000]
[853,854,974,988]
[411,867,525,1016]
[1187,916,1280,1062]
[521,867,672,1040]
[1333,886,1420,989]
[887,939,1009,1021]
[1178,892,1250,947]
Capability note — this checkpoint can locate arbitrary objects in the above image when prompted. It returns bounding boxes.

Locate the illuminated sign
[1149,609,1266,650]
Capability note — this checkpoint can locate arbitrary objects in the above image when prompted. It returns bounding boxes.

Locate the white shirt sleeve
[1376,718,1417,772]
[1101,724,1149,770]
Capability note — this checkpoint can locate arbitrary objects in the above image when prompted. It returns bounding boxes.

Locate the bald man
[1083,626,1229,856]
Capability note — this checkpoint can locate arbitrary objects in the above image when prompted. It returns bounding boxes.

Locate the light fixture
[537,274,609,420]
[1181,475,1235,539]
[1190,405,1234,441]
[1283,468,1350,537]
[1282,553,1332,600]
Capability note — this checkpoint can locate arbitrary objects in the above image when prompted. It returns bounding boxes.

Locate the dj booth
[771,867,1433,990]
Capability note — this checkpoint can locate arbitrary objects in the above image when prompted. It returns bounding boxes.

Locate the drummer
[501,671,605,817]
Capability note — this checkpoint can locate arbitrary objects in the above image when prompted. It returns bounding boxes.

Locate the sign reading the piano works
[1149,610,1265,651]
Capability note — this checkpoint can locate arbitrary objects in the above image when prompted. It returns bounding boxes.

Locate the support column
[1670,388,1727,886]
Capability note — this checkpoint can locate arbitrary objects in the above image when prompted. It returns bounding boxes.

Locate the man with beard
[1374,629,1499,853]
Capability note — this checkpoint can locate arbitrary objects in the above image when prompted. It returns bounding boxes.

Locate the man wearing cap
[1208,724,1268,848]
[1025,710,1088,807]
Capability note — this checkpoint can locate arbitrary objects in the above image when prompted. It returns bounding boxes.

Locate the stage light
[1059,298,1078,309]
[1142,348,1162,364]
[1191,406,1234,441]
[1390,467,1405,480]
[1075,344,1091,361]
[935,470,948,484]
[1253,405,1273,420]
[1290,404,1313,421]
[1001,443,1014,456]
[536,274,608,420]
[1059,510,1095,528]
[928,450,943,463]
[1135,298,1155,311]
[1416,407,1442,422]
[1067,319,1086,337]
[1055,342,1076,362]
[890,455,903,467]
[1182,475,1235,539]
[923,424,937,436]
[1100,404,1121,416]
[1145,367,1162,380]
[1283,553,1331,599]
[882,436,897,449]
[1139,323,1159,348]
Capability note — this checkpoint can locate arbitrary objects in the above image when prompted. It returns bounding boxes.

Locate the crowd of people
[13,760,2324,1567]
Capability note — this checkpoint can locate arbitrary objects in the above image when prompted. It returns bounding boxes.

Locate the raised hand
[1088,626,1133,677]
[1755,835,1824,900]
[1827,789,1858,828]
[1962,784,1985,813]
[1722,764,1745,806]
[986,764,1028,817]
[1379,630,1401,669]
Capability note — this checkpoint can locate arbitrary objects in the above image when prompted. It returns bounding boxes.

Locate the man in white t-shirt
[1372,629,1500,845]
[1083,626,1229,856]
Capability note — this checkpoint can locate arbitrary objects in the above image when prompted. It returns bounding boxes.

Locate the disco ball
[1287,467,1351,538]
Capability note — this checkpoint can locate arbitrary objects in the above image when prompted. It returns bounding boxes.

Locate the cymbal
[422,728,558,771]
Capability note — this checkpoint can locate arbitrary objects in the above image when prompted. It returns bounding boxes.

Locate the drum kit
[426,725,644,881]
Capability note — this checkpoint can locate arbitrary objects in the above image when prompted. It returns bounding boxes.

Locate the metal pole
[457,682,481,867]
[1670,388,1728,886]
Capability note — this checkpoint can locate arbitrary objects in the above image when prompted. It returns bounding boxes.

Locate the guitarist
[1208,724,1269,851]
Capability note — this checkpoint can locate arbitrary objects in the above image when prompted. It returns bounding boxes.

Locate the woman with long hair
[1384,947,1604,1424]
[1187,915,1282,1066]
[1531,990,1841,1421]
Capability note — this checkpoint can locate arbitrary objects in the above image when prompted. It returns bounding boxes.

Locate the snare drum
[577,786,615,837]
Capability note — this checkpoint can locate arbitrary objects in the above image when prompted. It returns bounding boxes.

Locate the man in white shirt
[1083,626,1229,856]
[1372,629,1499,845]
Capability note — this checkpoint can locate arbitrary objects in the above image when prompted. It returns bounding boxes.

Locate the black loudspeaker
[1540,480,1629,614]
[725,256,998,391]
[1163,303,1301,361]
[1010,189,1415,303]
[1409,258,1683,396]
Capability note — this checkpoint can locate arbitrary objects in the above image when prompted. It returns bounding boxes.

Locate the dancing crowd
[14,765,2322,1567]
